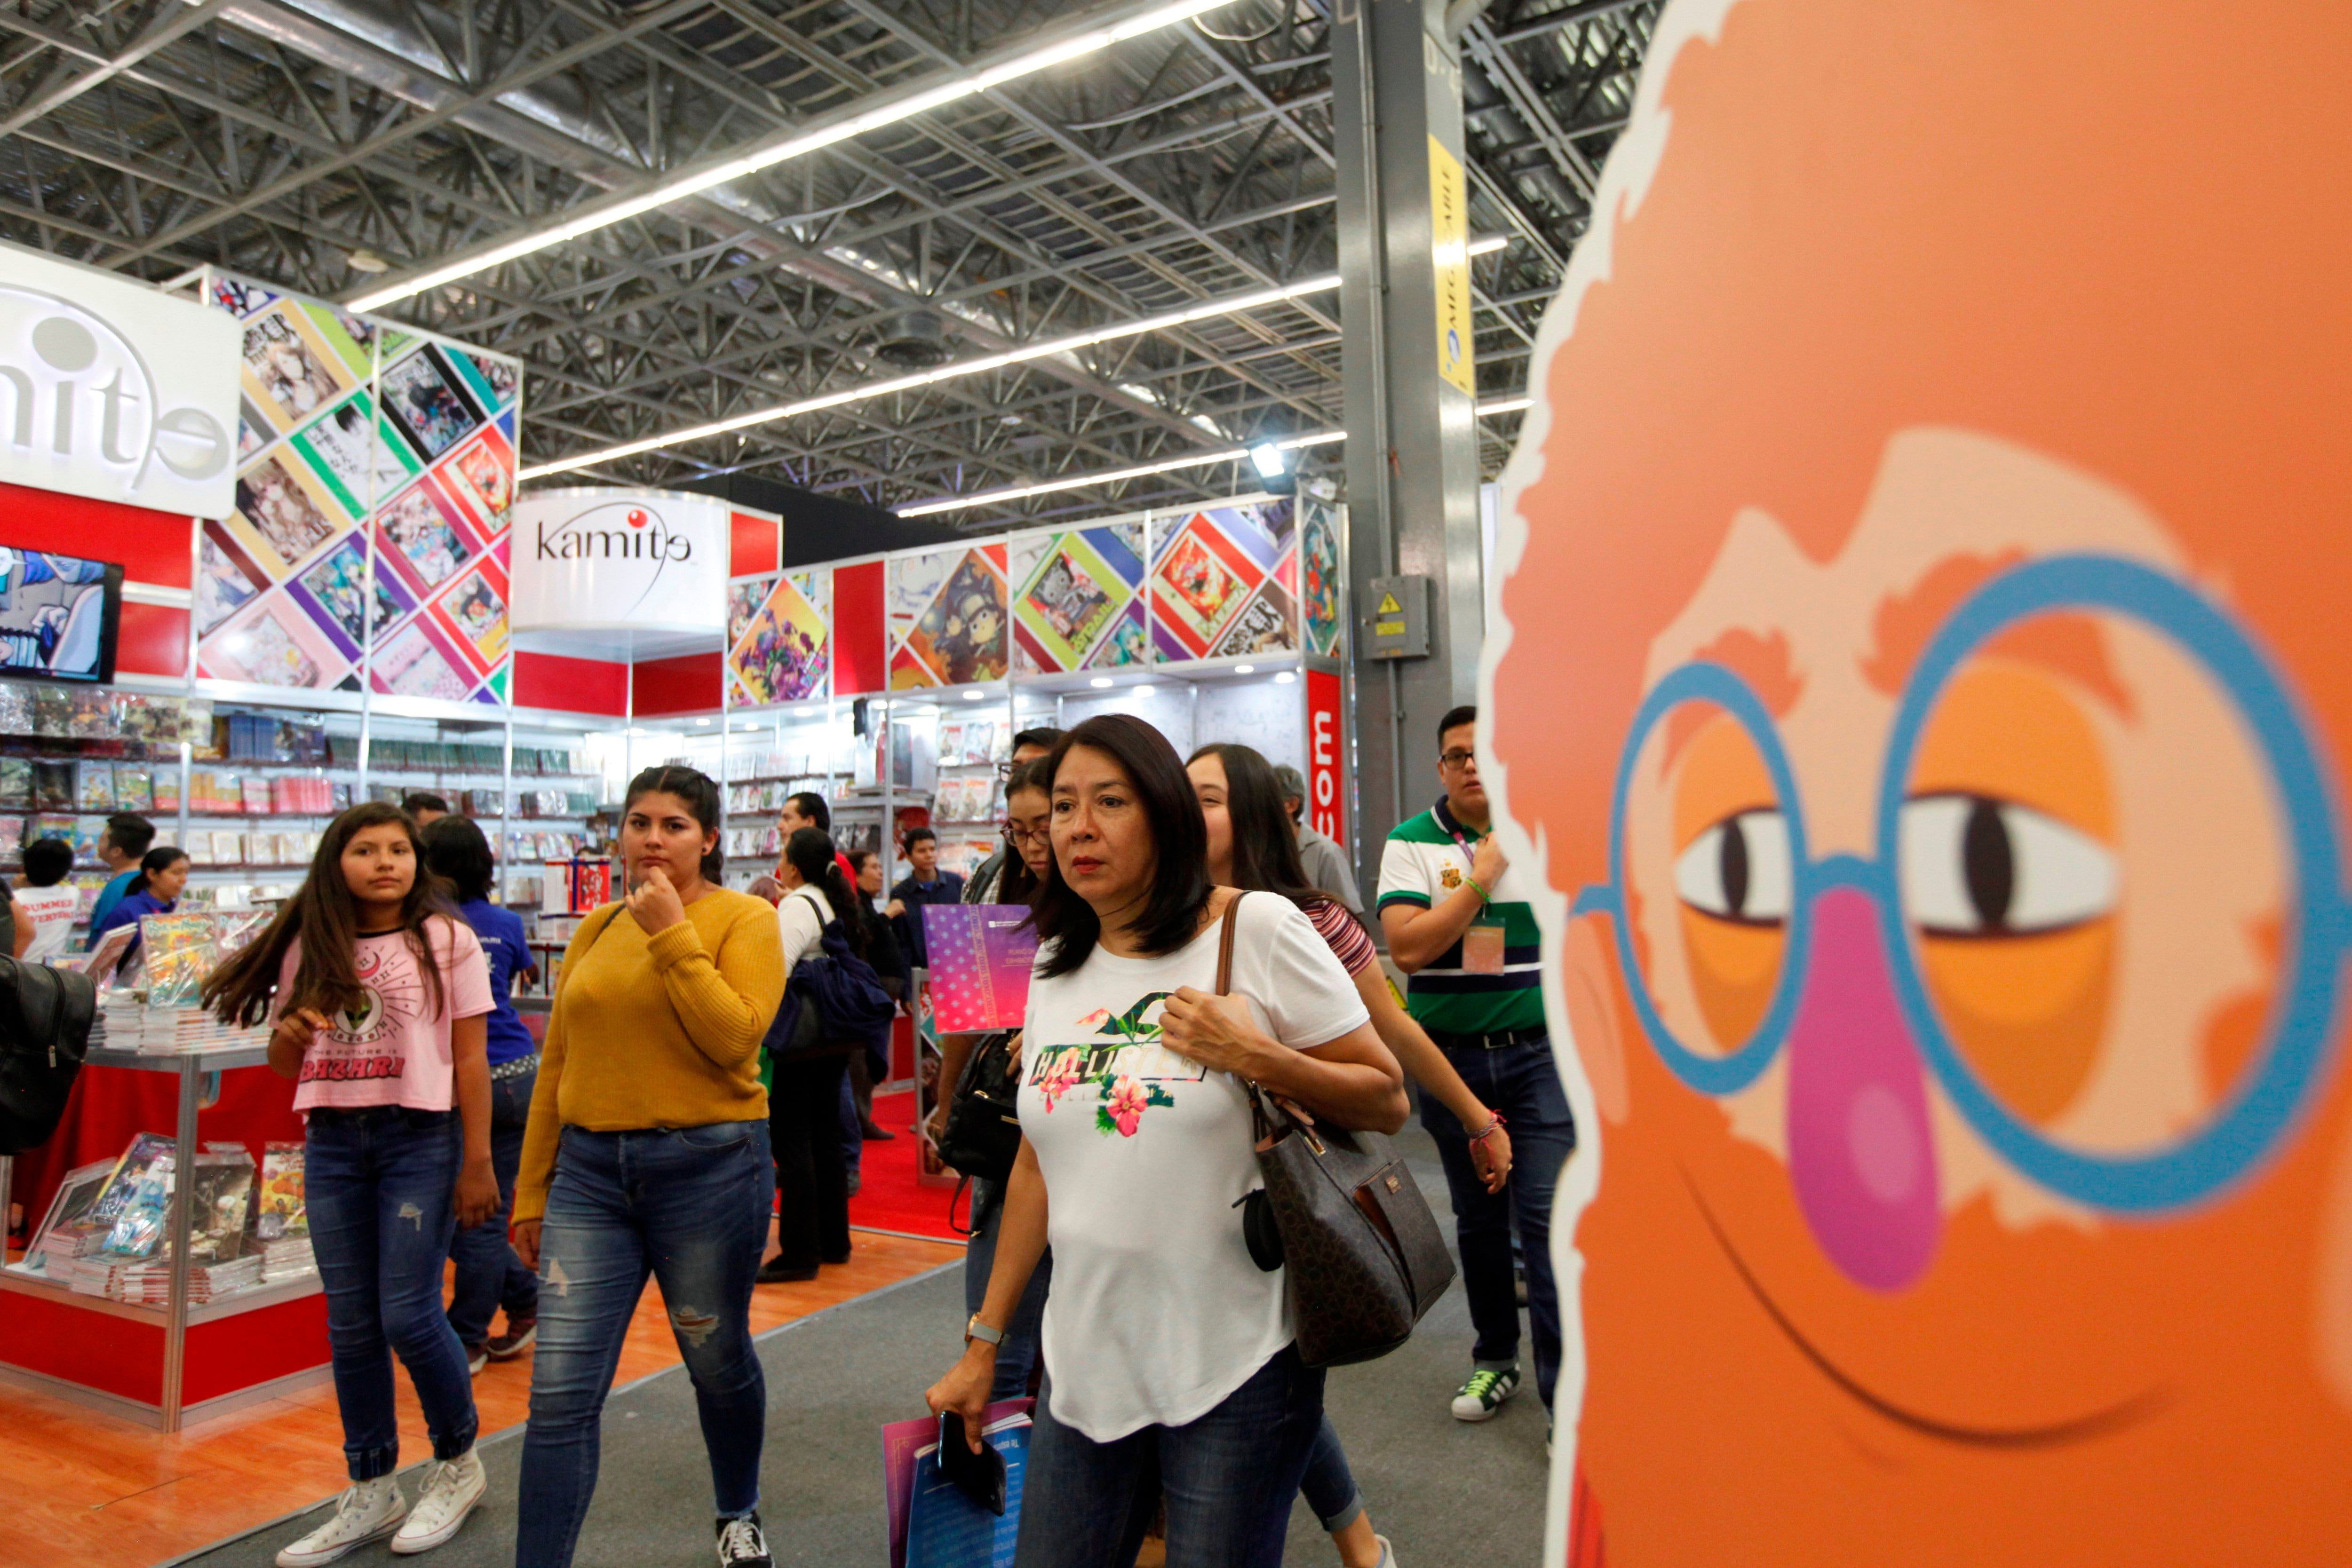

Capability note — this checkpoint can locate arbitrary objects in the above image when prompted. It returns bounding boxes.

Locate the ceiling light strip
[891,394,1529,516]
[517,272,1344,482]
[347,0,1237,314]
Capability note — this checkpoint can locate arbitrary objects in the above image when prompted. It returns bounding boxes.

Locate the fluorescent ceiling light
[1476,394,1532,416]
[898,429,1343,516]
[349,0,1237,314]
[1247,443,1287,480]
[520,271,1340,482]
[1467,235,1509,257]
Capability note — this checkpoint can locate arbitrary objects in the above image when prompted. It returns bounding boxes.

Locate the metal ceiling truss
[1,0,1657,524]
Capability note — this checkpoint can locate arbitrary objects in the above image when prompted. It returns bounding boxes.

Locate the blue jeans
[305,1108,480,1480]
[841,1071,863,1180]
[445,1064,539,1348]
[1016,1345,1325,1568]
[516,1122,774,1568]
[1421,1034,1577,1407]
[964,1175,1051,1403]
[1298,1415,1362,1531]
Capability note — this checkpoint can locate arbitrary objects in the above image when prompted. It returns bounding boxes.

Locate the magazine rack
[0,1042,329,1431]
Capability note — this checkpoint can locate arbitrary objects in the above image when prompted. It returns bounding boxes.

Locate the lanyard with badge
[1448,821,1508,975]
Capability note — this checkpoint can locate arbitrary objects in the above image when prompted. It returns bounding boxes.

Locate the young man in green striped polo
[1379,705,1575,1431]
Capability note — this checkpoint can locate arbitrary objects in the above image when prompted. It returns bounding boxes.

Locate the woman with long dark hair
[1190,742,1515,1568]
[204,803,498,1563]
[927,715,1408,1568]
[759,824,867,1283]
[510,766,787,1568]
[87,845,192,970]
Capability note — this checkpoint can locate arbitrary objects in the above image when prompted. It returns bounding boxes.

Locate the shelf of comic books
[0,920,330,1430]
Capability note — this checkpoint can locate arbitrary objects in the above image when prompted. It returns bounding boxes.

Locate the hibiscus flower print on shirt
[1031,991,1196,1138]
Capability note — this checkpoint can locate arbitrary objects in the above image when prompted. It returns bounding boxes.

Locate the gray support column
[1335,0,1486,886]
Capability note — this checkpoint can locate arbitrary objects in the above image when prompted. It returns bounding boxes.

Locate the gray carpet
[179,1127,1548,1568]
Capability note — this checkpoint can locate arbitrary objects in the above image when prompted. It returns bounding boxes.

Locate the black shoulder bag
[938,1031,1023,1186]
[0,955,99,1155]
[1220,894,1457,1369]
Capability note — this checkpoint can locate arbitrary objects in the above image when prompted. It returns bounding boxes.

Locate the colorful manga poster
[729,570,831,705]
[891,546,1007,689]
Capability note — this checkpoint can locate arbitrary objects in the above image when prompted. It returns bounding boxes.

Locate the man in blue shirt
[421,816,541,1369]
[84,812,155,943]
[886,826,964,971]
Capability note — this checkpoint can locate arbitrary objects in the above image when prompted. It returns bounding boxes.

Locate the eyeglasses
[1571,553,2348,1217]
[1001,820,1050,847]
[1438,749,1478,770]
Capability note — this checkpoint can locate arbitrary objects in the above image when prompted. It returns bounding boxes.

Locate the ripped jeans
[305,1106,480,1481]
[516,1121,774,1568]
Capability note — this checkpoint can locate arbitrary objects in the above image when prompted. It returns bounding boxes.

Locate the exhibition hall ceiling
[0,0,1656,523]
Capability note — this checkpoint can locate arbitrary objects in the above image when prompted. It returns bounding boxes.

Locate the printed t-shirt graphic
[1015,894,1367,1442]
[278,919,493,1113]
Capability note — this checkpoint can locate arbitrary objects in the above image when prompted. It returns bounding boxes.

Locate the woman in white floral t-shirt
[928,714,1407,1568]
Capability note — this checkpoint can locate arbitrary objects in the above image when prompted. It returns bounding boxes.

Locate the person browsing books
[511,766,787,1568]
[201,803,499,1566]
[87,847,190,972]
[15,835,81,962]
[420,816,541,1372]
[926,715,1407,1568]
[84,810,154,941]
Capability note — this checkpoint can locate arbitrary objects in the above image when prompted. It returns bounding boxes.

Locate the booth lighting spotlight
[961,688,986,701]
[1234,664,1255,675]
[1131,683,1157,695]
[1248,443,1287,481]
[1275,671,1297,685]
[696,717,712,726]
[1089,676,1116,689]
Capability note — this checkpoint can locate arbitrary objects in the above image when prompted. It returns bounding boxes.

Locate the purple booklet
[922,903,1038,1033]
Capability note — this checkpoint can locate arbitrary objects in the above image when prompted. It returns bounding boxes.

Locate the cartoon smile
[1681,1167,2166,1447]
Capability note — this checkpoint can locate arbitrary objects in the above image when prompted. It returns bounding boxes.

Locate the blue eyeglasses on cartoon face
[1571,554,2351,1224]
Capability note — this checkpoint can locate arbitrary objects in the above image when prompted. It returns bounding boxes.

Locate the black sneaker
[757,1255,818,1284]
[715,1512,774,1568]
[486,1315,537,1360]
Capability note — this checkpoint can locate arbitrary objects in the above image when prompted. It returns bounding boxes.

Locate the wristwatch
[965,1315,1005,1348]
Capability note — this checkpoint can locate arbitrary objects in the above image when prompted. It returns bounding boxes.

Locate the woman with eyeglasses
[927,715,1408,1567]
[929,757,1057,1400]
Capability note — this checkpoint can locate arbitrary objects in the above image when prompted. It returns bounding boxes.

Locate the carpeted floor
[181,1125,1549,1568]
[847,1089,965,1243]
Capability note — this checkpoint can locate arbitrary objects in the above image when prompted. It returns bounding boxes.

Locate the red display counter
[0,1045,328,1430]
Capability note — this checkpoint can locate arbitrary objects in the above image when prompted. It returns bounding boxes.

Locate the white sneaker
[1374,1535,1398,1568]
[276,1478,405,1567]
[390,1450,487,1555]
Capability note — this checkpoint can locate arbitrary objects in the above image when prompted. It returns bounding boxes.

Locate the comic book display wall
[1009,517,1151,675]
[195,274,520,704]
[726,568,832,706]
[1148,499,1299,663]
[888,543,1009,690]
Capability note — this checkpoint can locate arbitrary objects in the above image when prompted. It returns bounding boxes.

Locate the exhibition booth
[0,249,1353,1431]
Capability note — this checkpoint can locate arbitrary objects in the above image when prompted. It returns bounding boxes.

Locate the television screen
[0,548,122,683]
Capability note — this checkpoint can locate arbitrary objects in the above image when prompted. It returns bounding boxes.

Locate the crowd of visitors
[82,703,1576,1568]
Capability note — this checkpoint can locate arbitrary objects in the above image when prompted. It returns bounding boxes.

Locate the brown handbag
[1214,893,1458,1369]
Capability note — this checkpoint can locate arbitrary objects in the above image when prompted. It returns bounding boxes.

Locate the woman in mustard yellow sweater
[510,766,786,1568]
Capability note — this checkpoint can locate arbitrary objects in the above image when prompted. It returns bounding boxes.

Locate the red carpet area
[847,1090,966,1243]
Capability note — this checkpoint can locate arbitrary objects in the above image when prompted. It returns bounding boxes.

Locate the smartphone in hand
[936,1411,1008,1516]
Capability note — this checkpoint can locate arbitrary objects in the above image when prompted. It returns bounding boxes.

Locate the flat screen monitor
[0,547,122,683]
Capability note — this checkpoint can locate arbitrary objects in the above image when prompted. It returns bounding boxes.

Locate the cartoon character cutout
[1486,0,2352,1561]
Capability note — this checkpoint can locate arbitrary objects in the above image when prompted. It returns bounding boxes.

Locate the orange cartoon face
[1488,0,2352,1561]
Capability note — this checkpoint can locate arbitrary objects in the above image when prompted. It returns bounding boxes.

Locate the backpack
[0,955,98,1155]
[768,919,898,1060]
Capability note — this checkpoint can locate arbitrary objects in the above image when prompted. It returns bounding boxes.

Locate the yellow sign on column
[1429,135,1476,396]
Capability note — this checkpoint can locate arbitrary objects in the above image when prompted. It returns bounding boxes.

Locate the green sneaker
[1450,1364,1521,1422]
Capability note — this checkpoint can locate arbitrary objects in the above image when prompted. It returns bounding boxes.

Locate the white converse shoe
[390,1450,487,1554]
[276,1477,406,1567]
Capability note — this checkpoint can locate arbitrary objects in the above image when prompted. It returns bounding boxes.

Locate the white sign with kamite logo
[510,486,729,657]
[0,242,239,517]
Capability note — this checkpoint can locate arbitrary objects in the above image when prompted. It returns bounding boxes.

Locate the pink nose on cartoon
[1785,886,1940,1291]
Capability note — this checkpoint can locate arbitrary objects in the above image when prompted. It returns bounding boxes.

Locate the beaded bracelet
[1469,1112,1507,1144]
